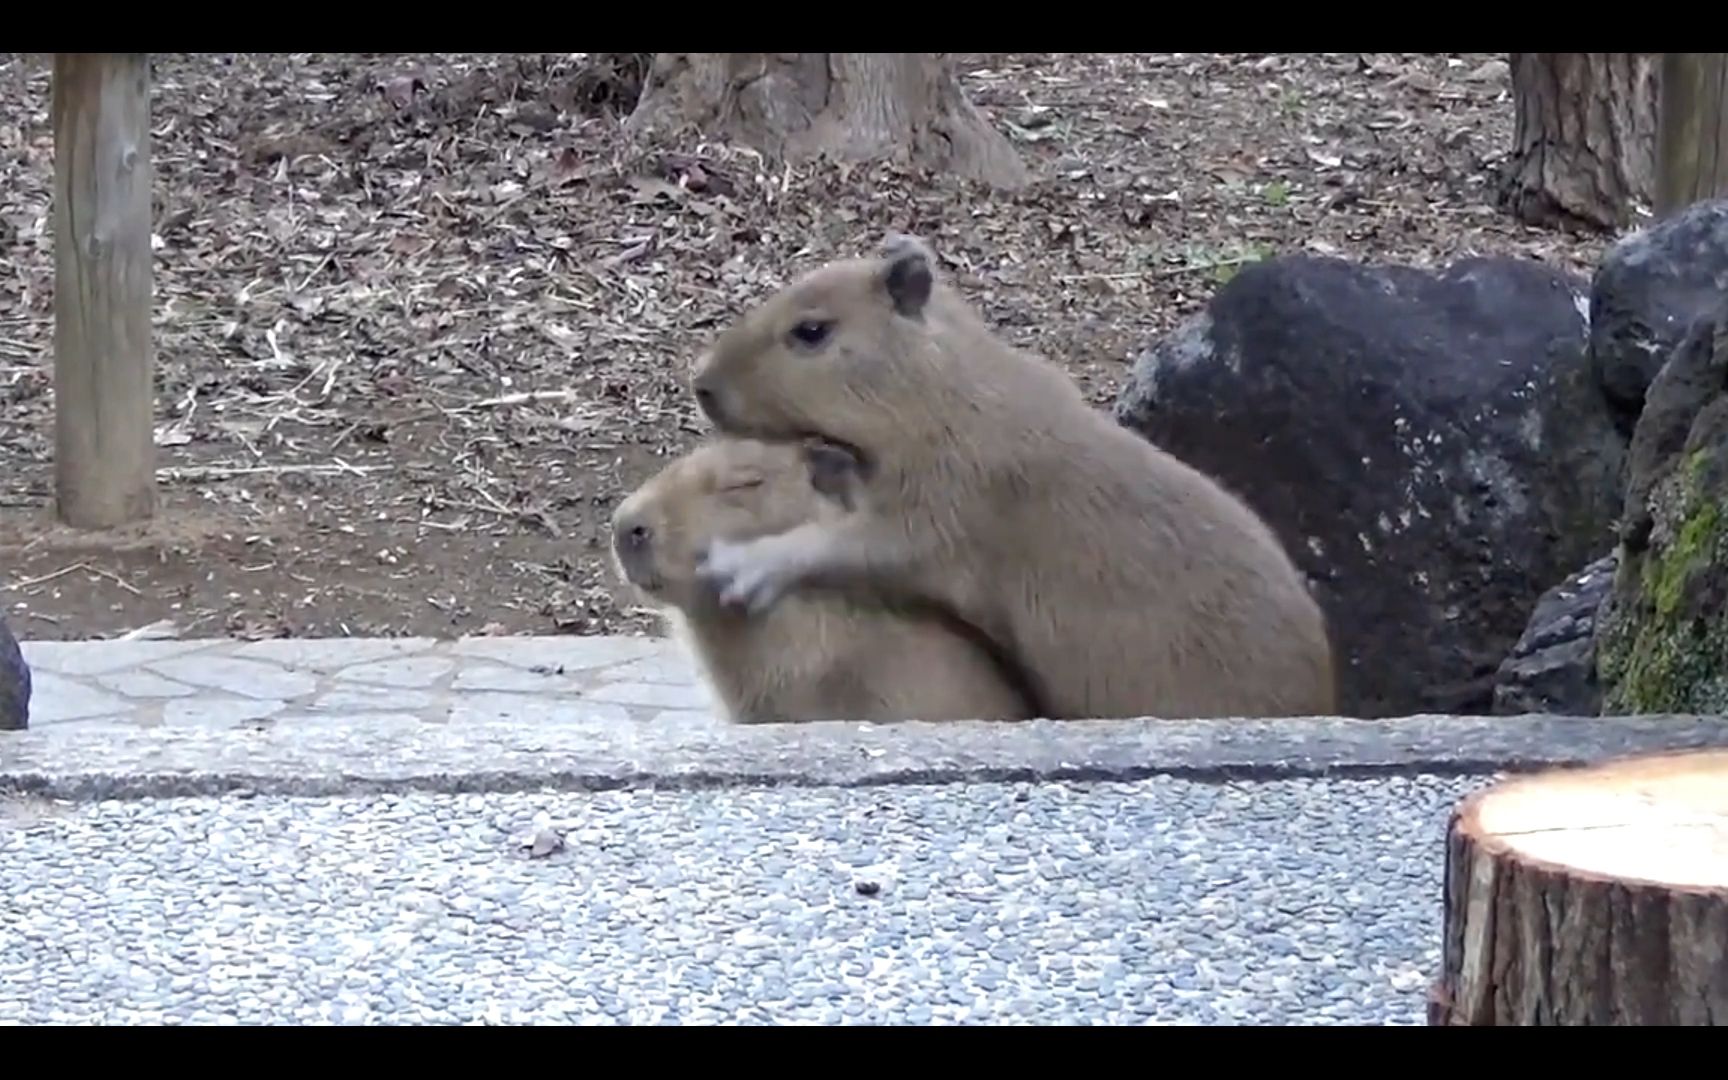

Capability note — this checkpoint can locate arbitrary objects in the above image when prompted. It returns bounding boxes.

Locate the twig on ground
[156,464,392,482]
[382,390,589,431]
[1054,255,1263,283]
[5,564,89,590]
[6,561,142,595]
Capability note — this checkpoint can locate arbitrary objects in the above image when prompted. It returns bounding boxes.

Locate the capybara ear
[879,232,933,318]
[802,440,861,508]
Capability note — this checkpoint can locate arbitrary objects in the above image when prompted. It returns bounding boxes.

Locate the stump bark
[1428,748,1728,1025]
[625,53,1028,190]
[1501,53,1660,231]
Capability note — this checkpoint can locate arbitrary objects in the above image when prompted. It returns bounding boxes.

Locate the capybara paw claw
[698,540,783,613]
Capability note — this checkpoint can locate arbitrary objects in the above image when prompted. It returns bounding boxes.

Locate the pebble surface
[0,773,1472,1025]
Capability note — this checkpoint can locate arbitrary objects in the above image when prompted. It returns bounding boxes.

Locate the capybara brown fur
[689,232,1336,720]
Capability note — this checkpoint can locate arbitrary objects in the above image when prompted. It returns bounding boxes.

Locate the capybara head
[688,233,944,456]
[610,437,862,611]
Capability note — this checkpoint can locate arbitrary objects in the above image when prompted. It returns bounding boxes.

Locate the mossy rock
[0,610,28,731]
[1596,303,1728,714]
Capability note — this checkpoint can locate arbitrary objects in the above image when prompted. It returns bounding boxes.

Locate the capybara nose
[613,517,652,561]
[690,366,722,423]
[693,385,720,423]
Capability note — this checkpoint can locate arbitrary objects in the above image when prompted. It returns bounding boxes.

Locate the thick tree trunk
[1656,53,1728,217]
[625,53,1028,190]
[1501,53,1659,231]
[1427,748,1728,1026]
[51,52,156,528]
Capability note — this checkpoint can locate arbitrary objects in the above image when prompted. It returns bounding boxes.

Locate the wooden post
[1427,748,1728,1025]
[51,53,155,529]
[1656,53,1728,216]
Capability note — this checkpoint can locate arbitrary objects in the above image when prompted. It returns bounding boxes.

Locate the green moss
[1602,610,1728,714]
[1598,448,1728,714]
[1688,446,1712,485]
[1647,497,1720,618]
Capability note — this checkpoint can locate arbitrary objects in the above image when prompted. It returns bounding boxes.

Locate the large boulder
[1590,198,1728,438]
[1595,297,1728,714]
[1115,254,1626,719]
[0,611,28,731]
[1491,552,1617,716]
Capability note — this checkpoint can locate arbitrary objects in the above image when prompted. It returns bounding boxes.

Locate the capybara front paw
[697,537,789,615]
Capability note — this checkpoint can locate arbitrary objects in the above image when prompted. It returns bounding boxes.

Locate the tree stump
[1428,748,1728,1025]
[1501,53,1659,231]
[625,53,1028,190]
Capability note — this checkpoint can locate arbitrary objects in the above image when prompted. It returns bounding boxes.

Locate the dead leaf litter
[0,53,1615,642]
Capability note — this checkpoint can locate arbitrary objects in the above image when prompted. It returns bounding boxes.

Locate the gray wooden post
[51,52,156,528]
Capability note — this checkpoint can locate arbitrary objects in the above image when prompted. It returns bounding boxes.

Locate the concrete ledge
[4,710,1726,801]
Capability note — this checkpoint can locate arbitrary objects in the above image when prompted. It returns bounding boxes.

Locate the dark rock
[1114,254,1625,719]
[1492,553,1617,716]
[0,611,28,731]
[1595,297,1728,714]
[1589,198,1728,437]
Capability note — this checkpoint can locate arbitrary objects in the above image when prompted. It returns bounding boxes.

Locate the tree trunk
[1656,53,1728,217]
[51,52,156,529]
[1501,53,1660,231]
[625,53,1028,190]
[1427,748,1728,1026]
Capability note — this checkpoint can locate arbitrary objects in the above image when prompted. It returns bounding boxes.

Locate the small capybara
[611,436,1039,724]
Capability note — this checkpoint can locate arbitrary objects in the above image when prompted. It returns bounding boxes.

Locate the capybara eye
[789,320,831,348]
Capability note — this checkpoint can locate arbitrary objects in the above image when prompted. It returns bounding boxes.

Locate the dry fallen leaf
[0,52,1614,647]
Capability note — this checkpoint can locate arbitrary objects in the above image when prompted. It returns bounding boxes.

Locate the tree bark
[625,53,1028,190]
[1427,748,1728,1025]
[1501,53,1660,231]
[1656,53,1728,217]
[51,52,156,528]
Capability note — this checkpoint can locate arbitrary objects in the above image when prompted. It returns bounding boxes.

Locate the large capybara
[689,232,1336,720]
[610,436,1040,724]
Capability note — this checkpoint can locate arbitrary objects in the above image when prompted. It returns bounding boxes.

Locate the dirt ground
[0,53,1616,643]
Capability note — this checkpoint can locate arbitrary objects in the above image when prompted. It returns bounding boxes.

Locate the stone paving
[16,634,713,733]
[6,633,1728,800]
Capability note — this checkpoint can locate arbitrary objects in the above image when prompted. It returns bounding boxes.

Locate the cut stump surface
[1429,747,1728,1025]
